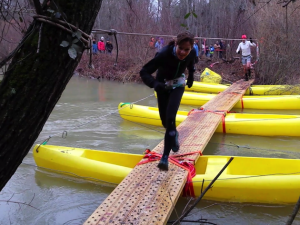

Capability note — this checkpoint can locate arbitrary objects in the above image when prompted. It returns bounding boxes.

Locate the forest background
[0,1,300,223]
[1,0,300,85]
[0,0,299,197]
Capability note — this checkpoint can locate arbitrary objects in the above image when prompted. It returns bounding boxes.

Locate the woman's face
[176,41,192,60]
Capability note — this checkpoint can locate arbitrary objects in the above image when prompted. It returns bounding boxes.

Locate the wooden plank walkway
[84,79,254,225]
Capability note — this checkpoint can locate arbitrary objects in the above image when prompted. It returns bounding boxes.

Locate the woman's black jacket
[140,44,196,88]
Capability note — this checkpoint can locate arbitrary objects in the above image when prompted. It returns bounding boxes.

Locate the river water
[1,76,300,225]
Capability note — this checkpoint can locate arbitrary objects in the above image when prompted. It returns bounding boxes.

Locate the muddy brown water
[1,76,300,225]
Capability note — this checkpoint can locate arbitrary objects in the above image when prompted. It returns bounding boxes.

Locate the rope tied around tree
[33,15,94,67]
[33,15,92,45]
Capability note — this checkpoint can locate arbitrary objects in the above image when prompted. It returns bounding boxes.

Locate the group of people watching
[200,40,226,59]
[190,39,226,64]
[148,37,229,69]
[92,36,114,54]
[149,37,165,53]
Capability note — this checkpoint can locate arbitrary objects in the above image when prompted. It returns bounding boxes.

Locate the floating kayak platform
[84,79,254,225]
[33,144,300,204]
[189,81,300,95]
[118,103,300,137]
[181,91,300,109]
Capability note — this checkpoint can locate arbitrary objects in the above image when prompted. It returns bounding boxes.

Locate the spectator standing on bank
[97,37,105,53]
[193,41,199,63]
[149,37,155,49]
[209,44,214,58]
[105,40,113,54]
[205,45,210,57]
[236,34,256,81]
[155,38,163,52]
[214,41,220,58]
[201,41,205,57]
[219,40,225,59]
[159,37,165,47]
[92,39,98,54]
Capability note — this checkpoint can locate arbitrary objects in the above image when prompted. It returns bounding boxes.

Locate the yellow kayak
[118,102,300,136]
[188,81,300,95]
[181,91,300,109]
[33,144,300,204]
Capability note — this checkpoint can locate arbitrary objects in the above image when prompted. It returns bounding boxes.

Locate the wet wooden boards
[84,79,254,225]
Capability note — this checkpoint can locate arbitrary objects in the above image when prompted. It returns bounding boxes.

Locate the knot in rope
[138,150,202,197]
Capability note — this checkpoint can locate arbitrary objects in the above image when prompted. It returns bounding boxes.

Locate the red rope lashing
[138,151,202,165]
[240,97,244,109]
[187,109,195,116]
[168,156,196,197]
[221,113,226,134]
[137,150,202,197]
[137,152,161,166]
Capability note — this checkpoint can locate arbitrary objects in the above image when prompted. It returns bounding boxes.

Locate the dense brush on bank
[76,53,143,83]
[76,52,263,84]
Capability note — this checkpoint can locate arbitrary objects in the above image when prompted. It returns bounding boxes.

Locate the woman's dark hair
[168,32,194,46]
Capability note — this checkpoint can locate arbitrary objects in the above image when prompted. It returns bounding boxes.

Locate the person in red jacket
[97,37,105,53]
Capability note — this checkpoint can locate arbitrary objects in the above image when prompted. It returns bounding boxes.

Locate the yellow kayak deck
[181,91,300,109]
[118,102,300,137]
[189,81,300,95]
[33,145,300,204]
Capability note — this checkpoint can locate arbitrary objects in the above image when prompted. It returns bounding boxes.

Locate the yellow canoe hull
[33,145,300,204]
[188,81,300,95]
[181,91,300,109]
[118,102,300,136]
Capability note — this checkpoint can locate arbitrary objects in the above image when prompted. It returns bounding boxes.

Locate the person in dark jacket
[140,32,196,171]
[105,40,113,54]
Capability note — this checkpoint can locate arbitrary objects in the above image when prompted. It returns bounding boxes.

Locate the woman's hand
[154,82,166,92]
[186,80,193,88]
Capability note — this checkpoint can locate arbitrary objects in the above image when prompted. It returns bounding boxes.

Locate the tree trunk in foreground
[0,0,103,191]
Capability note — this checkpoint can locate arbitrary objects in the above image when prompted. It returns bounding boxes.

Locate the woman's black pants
[156,87,184,157]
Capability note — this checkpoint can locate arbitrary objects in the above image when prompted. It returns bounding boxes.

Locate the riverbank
[75,53,143,83]
[76,53,259,84]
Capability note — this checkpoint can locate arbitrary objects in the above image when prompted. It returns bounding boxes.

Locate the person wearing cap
[97,37,105,53]
[140,32,196,171]
[236,35,256,80]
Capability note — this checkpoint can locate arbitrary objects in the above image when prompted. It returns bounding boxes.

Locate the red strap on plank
[137,150,202,197]
[240,97,244,109]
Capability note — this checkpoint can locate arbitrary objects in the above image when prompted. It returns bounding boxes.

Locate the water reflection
[170,198,298,225]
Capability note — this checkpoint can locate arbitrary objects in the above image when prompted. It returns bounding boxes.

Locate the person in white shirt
[236,34,256,80]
